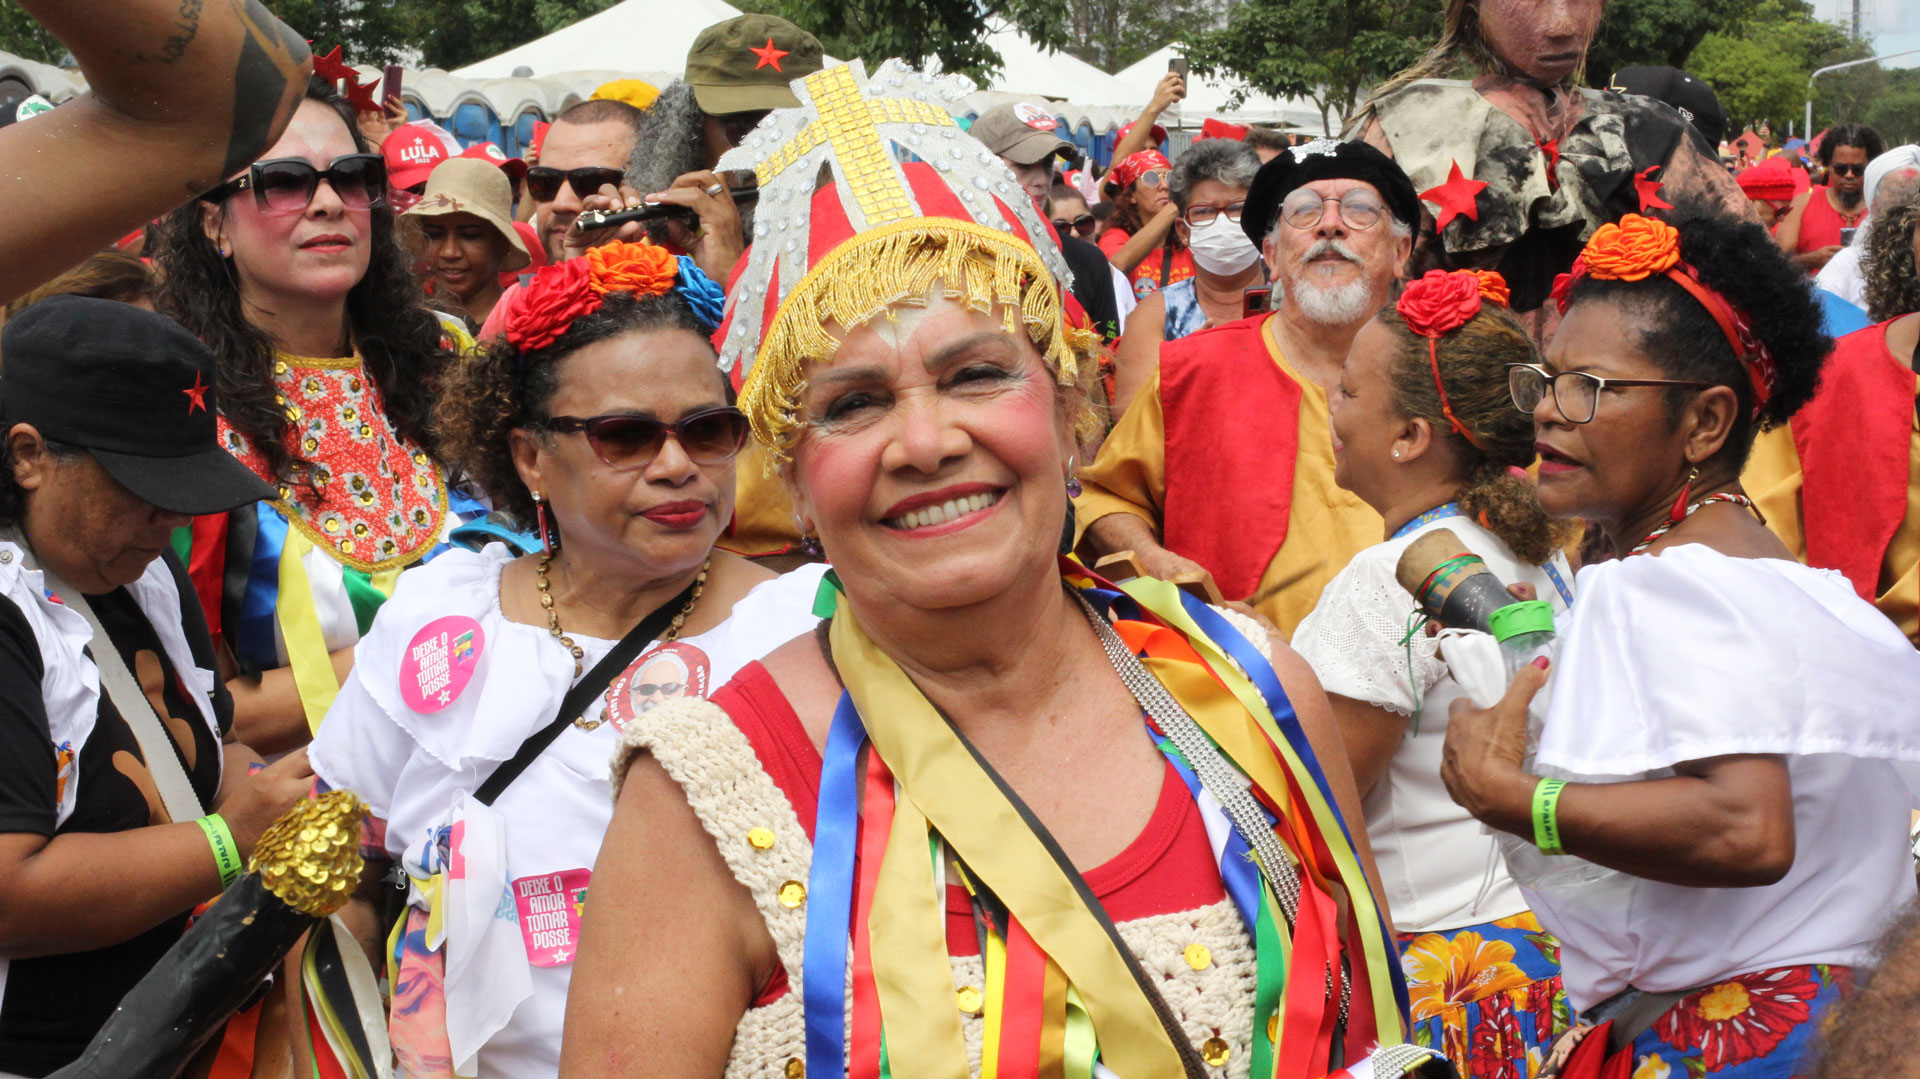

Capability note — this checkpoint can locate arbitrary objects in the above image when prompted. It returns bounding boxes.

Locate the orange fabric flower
[1580,213,1681,282]
[1470,269,1511,308]
[586,239,678,298]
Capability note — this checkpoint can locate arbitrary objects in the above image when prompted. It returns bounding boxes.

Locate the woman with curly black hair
[1441,208,1920,1079]
[1294,268,1576,1078]
[1748,183,1920,644]
[309,241,820,1075]
[148,78,473,754]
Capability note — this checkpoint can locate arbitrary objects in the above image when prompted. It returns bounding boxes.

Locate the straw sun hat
[402,157,531,273]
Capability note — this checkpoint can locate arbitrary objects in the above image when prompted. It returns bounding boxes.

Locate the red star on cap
[311,45,353,85]
[342,72,383,114]
[1419,159,1488,231]
[182,371,209,414]
[749,38,789,72]
[1634,165,1674,212]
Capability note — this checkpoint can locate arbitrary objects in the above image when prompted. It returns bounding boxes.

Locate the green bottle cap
[1488,599,1556,642]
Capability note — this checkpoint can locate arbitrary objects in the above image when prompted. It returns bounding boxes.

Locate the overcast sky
[1813,0,1918,67]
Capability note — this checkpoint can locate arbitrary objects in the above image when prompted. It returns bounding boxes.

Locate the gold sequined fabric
[250,790,367,917]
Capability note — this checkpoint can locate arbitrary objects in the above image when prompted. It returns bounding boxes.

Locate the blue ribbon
[1391,502,1464,541]
[1169,588,1415,1021]
[673,255,727,332]
[1159,742,1263,930]
[802,692,867,1079]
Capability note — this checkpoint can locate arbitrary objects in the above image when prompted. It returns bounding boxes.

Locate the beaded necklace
[1628,492,1758,555]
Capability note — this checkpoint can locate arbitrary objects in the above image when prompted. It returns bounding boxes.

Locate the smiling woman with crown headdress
[563,60,1434,1079]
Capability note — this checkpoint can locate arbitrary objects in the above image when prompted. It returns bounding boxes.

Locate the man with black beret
[1077,139,1417,636]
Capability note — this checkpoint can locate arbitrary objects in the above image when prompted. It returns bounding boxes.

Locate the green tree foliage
[736,0,1072,85]
[1862,68,1920,144]
[1687,0,1871,134]
[254,0,617,71]
[0,1,63,65]
[1584,0,1763,80]
[1059,0,1227,74]
[1179,0,1442,133]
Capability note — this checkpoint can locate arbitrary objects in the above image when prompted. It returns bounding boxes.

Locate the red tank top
[1796,185,1866,253]
[712,661,1229,1003]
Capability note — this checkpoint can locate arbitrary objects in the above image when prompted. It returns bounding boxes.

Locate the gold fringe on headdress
[740,217,1099,457]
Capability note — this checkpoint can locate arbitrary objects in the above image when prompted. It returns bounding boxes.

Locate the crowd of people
[1,1,1918,1078]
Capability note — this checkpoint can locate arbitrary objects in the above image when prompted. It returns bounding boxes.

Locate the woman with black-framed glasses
[310,241,822,1076]
[1441,209,1920,1079]
[148,78,473,759]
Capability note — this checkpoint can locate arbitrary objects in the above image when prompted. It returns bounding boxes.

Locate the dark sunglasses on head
[539,406,750,469]
[203,154,386,214]
[1828,161,1864,177]
[524,166,626,203]
[1051,213,1095,236]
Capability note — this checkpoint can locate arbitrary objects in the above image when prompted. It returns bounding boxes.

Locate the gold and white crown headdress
[715,59,1086,452]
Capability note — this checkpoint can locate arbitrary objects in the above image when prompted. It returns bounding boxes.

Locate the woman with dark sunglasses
[1775,124,1886,274]
[309,240,822,1078]
[1441,208,1920,1079]
[149,79,471,757]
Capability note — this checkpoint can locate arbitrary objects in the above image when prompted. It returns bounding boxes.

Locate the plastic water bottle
[1487,600,1620,892]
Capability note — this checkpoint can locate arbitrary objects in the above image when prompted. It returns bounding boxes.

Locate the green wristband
[1531,778,1568,856]
[195,814,243,887]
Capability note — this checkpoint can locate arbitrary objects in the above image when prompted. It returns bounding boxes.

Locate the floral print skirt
[1398,911,1571,1079]
[1610,965,1852,1079]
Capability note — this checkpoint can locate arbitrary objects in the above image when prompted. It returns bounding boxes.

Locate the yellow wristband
[1531,778,1568,856]
[195,814,243,887]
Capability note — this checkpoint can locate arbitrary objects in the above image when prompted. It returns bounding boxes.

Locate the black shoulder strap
[473,575,700,806]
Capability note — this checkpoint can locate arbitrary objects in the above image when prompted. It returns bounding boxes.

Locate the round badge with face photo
[1013,102,1057,131]
[602,642,712,732]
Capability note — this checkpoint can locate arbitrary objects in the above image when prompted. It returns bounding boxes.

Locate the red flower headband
[1551,214,1774,419]
[502,241,680,353]
[1396,269,1511,450]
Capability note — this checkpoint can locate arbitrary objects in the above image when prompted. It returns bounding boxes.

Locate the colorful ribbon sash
[800,562,1410,1079]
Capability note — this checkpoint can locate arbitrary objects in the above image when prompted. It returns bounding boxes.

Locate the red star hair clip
[311,44,354,85]
[1419,160,1488,231]
[342,72,384,114]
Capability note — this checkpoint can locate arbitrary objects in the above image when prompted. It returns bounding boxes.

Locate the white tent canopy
[1116,46,1329,134]
[454,0,756,79]
[972,28,1136,106]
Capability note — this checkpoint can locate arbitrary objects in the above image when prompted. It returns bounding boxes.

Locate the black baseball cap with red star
[684,14,825,115]
[0,295,276,515]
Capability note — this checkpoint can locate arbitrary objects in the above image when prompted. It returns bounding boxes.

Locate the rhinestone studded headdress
[715,59,1089,455]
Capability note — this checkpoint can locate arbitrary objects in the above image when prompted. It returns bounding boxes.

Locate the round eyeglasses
[1506,363,1710,424]
[1278,190,1385,231]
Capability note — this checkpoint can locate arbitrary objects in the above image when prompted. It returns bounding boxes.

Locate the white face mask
[1186,214,1262,276]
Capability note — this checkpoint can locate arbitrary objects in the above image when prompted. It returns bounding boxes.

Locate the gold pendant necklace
[536,554,712,729]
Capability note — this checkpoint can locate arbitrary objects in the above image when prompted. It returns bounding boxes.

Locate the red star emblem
[1633,165,1674,212]
[182,371,209,414]
[311,45,353,85]
[1419,160,1488,231]
[749,38,789,72]
[342,72,383,114]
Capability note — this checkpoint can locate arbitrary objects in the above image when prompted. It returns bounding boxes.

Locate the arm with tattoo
[0,0,311,304]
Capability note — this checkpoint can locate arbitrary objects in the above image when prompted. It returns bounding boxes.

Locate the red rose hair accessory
[502,259,599,354]
[1555,214,1774,418]
[1396,269,1488,450]
[504,241,691,356]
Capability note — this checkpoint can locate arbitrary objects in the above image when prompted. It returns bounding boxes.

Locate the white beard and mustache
[1279,238,1376,325]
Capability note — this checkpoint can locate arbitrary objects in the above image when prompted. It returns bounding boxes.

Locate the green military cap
[685,14,825,115]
